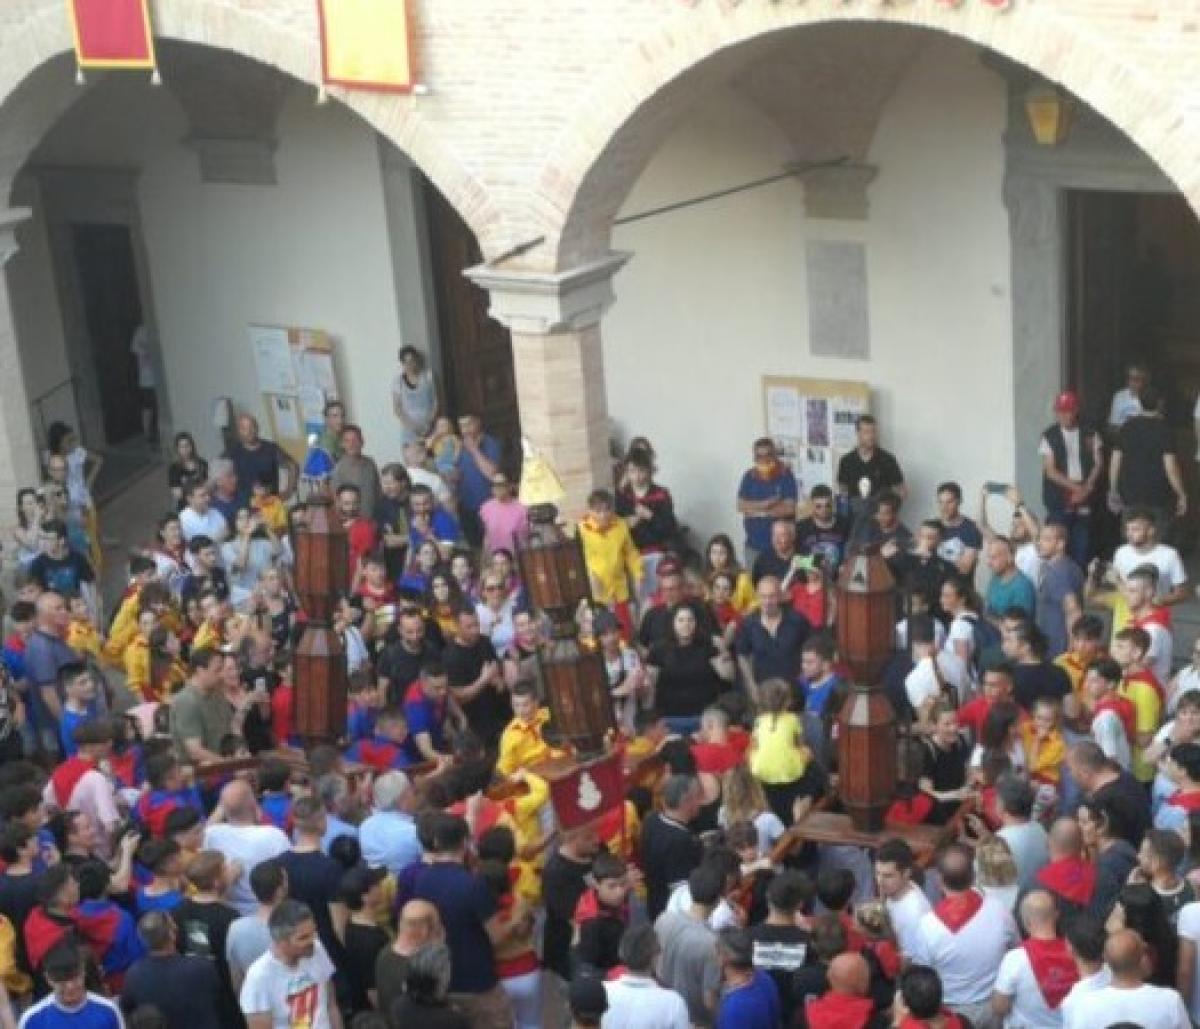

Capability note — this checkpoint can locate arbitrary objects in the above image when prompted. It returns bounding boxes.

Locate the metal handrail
[29,376,83,451]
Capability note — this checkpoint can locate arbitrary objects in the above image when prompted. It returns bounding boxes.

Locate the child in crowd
[497,682,563,777]
[257,759,294,831]
[578,489,643,641]
[790,561,834,630]
[426,415,462,480]
[123,608,159,703]
[1055,613,1106,710]
[356,553,397,612]
[65,592,102,661]
[572,852,632,978]
[750,677,814,826]
[1022,697,1066,820]
[250,472,289,535]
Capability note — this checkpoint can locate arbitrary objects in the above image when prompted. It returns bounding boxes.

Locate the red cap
[1054,391,1079,414]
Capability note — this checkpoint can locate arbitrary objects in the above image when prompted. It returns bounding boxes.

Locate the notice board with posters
[248,324,342,465]
[762,376,871,496]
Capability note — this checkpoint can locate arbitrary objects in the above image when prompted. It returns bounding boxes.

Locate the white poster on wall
[249,326,297,394]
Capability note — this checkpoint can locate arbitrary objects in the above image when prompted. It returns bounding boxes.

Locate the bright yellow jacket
[1121,675,1163,783]
[253,494,289,535]
[193,621,224,653]
[496,708,560,778]
[1021,723,1066,784]
[67,619,102,661]
[0,914,30,998]
[507,772,551,904]
[103,591,142,665]
[579,516,642,605]
[125,635,151,701]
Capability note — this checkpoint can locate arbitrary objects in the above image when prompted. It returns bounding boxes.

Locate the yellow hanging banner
[317,0,414,93]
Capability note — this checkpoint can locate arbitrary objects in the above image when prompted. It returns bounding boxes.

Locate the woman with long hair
[719,764,785,858]
[12,487,42,569]
[645,600,734,735]
[167,431,208,510]
[476,570,517,654]
[1078,797,1138,920]
[426,570,466,641]
[147,625,187,703]
[704,533,756,614]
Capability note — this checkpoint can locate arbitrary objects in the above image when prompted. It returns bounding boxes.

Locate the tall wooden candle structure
[292,451,349,748]
[515,443,615,757]
[835,548,897,831]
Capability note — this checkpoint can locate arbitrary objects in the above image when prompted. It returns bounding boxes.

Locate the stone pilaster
[465,253,630,517]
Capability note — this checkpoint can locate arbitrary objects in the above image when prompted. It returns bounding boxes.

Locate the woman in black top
[646,601,734,735]
[167,432,208,511]
[918,703,972,823]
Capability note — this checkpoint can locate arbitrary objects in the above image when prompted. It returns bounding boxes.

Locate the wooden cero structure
[292,487,349,748]
[835,549,897,832]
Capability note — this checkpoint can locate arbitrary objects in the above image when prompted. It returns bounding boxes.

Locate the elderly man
[332,424,382,517]
[358,771,420,876]
[23,589,81,758]
[203,780,290,915]
[240,900,340,1029]
[455,414,503,548]
[1066,929,1189,1028]
[224,413,296,506]
[910,843,1018,1027]
[750,518,800,587]
[316,773,359,853]
[992,891,1079,1028]
[208,458,241,532]
[376,899,443,1019]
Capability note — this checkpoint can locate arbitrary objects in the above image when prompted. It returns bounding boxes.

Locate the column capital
[465,251,631,334]
[0,207,32,266]
[796,163,878,221]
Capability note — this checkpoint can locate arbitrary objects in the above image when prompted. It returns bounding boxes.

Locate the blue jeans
[663,715,701,737]
[1048,510,1090,569]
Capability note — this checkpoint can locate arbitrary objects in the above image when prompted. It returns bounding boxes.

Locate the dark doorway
[1065,190,1200,431]
[423,181,522,474]
[71,223,145,446]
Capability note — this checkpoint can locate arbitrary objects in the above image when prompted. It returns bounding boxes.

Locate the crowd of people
[1,354,1200,1028]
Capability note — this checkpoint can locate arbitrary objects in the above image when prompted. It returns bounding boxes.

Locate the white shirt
[1143,621,1174,688]
[404,463,454,508]
[1058,967,1111,1029]
[602,974,690,1029]
[910,893,1018,1005]
[886,885,931,957]
[906,653,968,712]
[203,823,291,915]
[1067,982,1190,1029]
[1113,542,1186,600]
[1109,387,1144,429]
[240,942,336,1029]
[895,618,947,652]
[180,506,230,544]
[1092,707,1133,770]
[1016,542,1042,585]
[1170,666,1200,715]
[1177,901,1200,1022]
[666,882,740,931]
[994,944,1070,1029]
[1039,429,1083,480]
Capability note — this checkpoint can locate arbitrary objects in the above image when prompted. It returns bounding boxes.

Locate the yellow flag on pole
[317,0,414,93]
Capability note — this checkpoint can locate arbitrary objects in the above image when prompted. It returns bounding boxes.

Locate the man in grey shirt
[332,425,382,517]
[654,863,723,1026]
[225,858,287,992]
[991,775,1049,894]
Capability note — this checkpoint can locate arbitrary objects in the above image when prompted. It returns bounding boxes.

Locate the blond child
[1021,697,1066,820]
[426,415,462,480]
[749,678,814,825]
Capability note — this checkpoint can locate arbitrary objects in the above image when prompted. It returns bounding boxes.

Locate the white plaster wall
[26,79,409,465]
[605,38,1014,547]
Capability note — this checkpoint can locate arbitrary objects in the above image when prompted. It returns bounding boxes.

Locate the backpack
[963,612,1001,680]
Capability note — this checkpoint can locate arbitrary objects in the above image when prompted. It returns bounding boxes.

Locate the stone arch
[536,2,1200,271]
[0,0,504,252]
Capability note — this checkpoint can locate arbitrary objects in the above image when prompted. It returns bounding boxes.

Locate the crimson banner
[549,753,625,831]
[69,0,156,69]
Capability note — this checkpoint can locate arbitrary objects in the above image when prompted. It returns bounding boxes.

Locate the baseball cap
[1053,391,1079,414]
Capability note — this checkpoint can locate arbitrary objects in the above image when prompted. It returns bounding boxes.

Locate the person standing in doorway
[1108,362,1149,433]
[130,323,159,445]
[393,346,439,448]
[1040,390,1103,569]
[1109,384,1187,538]
[454,414,503,549]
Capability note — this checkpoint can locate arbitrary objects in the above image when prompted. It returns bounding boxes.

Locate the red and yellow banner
[68,0,156,70]
[317,0,414,93]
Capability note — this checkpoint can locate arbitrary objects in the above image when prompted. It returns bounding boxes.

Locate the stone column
[0,207,41,529]
[466,253,630,518]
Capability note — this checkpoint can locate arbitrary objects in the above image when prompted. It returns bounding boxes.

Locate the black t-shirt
[1115,415,1174,506]
[640,813,703,919]
[541,850,592,978]
[751,547,797,586]
[647,639,721,717]
[921,735,970,823]
[0,871,41,974]
[174,897,241,1027]
[796,516,850,571]
[120,954,222,1029]
[378,640,441,706]
[1012,661,1072,711]
[750,923,811,1025]
[1088,772,1151,848]
[836,447,904,497]
[225,440,283,503]
[168,459,210,502]
[375,947,411,1021]
[896,553,955,615]
[30,551,94,593]
[276,850,346,963]
[343,920,390,1015]
[444,638,508,746]
[181,567,231,606]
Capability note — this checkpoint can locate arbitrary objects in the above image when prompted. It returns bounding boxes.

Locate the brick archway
[0,0,503,252]
[536,2,1200,271]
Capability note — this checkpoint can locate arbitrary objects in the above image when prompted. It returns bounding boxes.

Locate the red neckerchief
[1168,789,1200,812]
[1092,695,1136,744]
[573,887,629,927]
[1022,936,1080,1009]
[1124,668,1165,709]
[898,1012,964,1029]
[933,889,983,932]
[751,460,784,482]
[1134,606,1172,631]
[866,938,902,979]
[1037,857,1096,905]
[804,991,875,1029]
[447,797,506,840]
[51,756,95,808]
[713,601,742,630]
